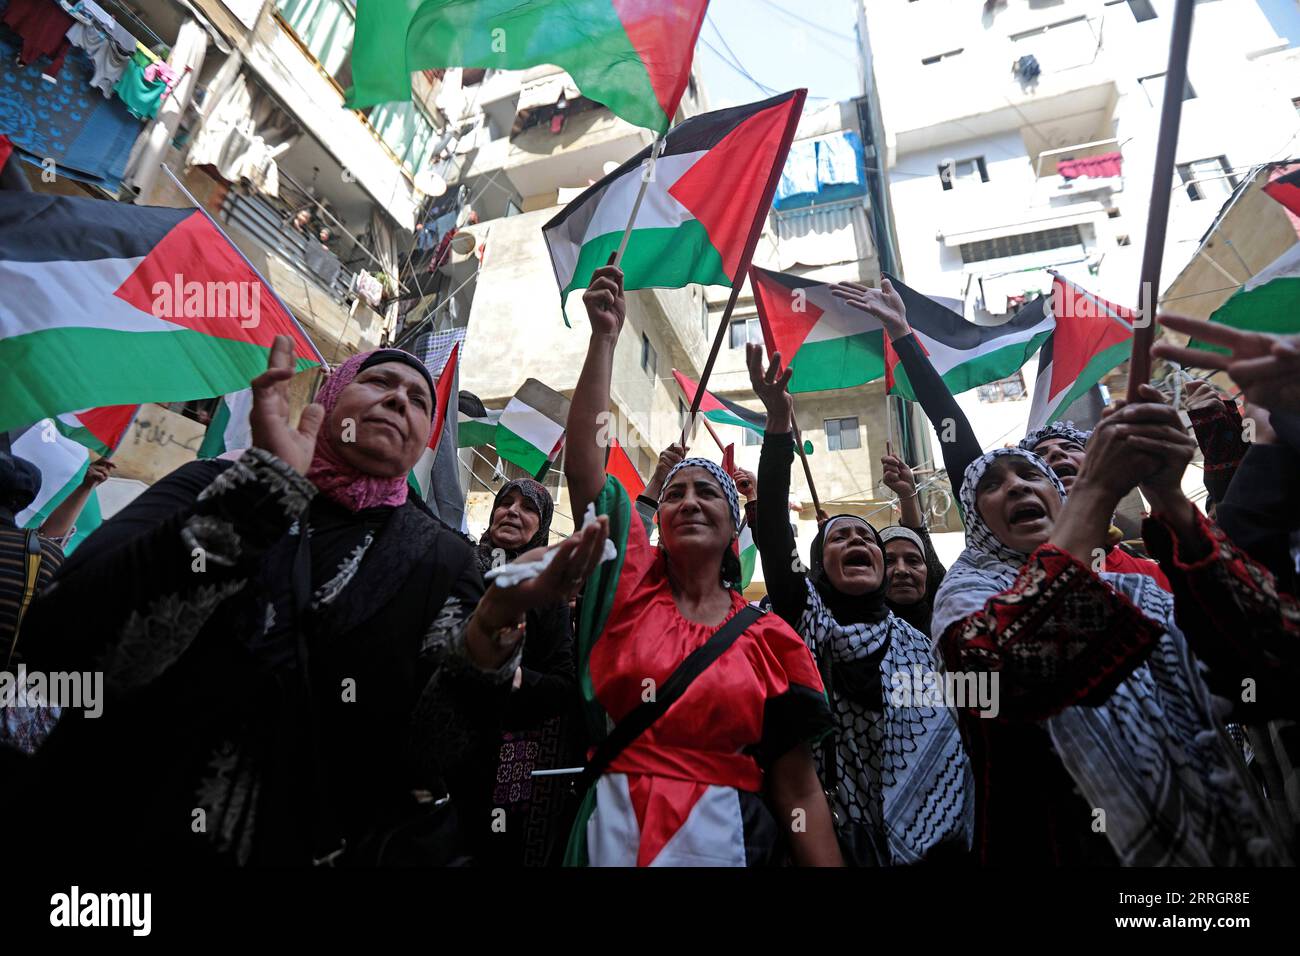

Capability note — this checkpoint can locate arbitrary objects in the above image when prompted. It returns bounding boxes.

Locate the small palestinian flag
[750,266,1053,397]
[1025,274,1134,433]
[496,378,570,479]
[457,391,500,447]
[1262,167,1300,218]
[52,405,137,456]
[671,368,765,436]
[0,192,323,434]
[544,90,805,315]
[1190,242,1300,352]
[347,0,709,134]
[410,342,460,498]
[11,419,106,552]
[606,438,646,500]
[197,389,254,459]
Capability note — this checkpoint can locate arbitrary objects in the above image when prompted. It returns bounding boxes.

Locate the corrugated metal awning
[941,202,1104,247]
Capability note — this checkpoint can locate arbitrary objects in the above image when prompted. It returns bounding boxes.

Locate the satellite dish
[414,169,448,197]
[450,231,477,256]
[602,160,620,176]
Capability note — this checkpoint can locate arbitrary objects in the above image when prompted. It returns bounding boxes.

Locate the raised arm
[565,262,626,516]
[746,343,809,626]
[833,278,982,485]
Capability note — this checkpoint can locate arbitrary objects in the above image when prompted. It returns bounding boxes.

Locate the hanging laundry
[3,0,75,78]
[112,49,165,120]
[775,139,818,204]
[65,20,130,97]
[68,1,138,56]
[815,131,863,189]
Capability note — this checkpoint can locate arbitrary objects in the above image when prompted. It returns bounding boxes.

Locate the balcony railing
[219,189,355,303]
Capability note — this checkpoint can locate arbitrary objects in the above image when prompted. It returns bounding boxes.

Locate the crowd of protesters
[1,262,1298,868]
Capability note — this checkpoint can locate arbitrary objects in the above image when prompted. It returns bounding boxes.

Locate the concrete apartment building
[854,0,1300,555]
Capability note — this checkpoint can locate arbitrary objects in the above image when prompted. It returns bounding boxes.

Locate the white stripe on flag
[12,421,89,525]
[499,401,565,455]
[0,257,185,338]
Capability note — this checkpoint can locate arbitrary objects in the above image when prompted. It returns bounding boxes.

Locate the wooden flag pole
[613,137,666,267]
[1127,0,1196,398]
[700,415,728,454]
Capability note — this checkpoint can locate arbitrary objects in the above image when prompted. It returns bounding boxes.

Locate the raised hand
[645,441,687,500]
[880,450,915,498]
[1181,378,1226,413]
[732,467,757,501]
[81,458,116,488]
[746,342,794,433]
[1075,385,1195,509]
[484,517,611,624]
[830,277,909,338]
[1153,315,1300,416]
[582,259,626,339]
[250,334,325,475]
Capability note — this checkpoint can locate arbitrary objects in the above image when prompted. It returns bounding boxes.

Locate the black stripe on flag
[885,272,1050,349]
[0,192,193,262]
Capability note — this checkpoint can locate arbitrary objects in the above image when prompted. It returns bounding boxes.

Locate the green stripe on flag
[1047,339,1131,425]
[495,426,551,477]
[560,220,730,299]
[890,332,1052,401]
[789,331,886,393]
[0,327,314,434]
[1196,278,1300,353]
[198,395,233,459]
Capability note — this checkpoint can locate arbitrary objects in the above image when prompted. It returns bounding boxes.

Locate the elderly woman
[747,344,972,865]
[11,337,604,866]
[932,390,1291,865]
[466,478,580,866]
[562,263,841,867]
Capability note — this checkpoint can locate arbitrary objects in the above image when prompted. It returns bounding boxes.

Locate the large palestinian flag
[671,368,765,436]
[1026,274,1134,432]
[0,193,323,435]
[750,266,1054,397]
[544,90,805,312]
[347,0,709,133]
[1189,242,1300,352]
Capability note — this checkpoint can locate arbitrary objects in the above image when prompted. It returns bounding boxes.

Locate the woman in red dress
[562,263,842,867]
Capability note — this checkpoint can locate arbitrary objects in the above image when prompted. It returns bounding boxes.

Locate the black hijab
[879,526,934,637]
[474,478,554,573]
[808,514,890,626]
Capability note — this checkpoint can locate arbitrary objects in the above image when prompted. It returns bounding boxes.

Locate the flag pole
[1126,0,1195,399]
[613,137,666,266]
[700,415,728,454]
[159,164,331,370]
[791,415,822,516]
[680,90,807,447]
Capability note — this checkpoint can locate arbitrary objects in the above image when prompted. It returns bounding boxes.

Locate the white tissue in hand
[483,501,615,588]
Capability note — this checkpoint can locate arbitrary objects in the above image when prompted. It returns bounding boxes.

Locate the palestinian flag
[750,266,1054,397]
[457,391,500,448]
[606,438,646,500]
[52,405,137,456]
[672,369,765,436]
[720,443,756,589]
[1025,274,1134,433]
[496,378,570,478]
[410,342,460,498]
[1190,242,1300,352]
[544,90,805,313]
[11,420,105,552]
[347,0,709,133]
[0,192,323,435]
[1262,168,1300,218]
[197,389,254,459]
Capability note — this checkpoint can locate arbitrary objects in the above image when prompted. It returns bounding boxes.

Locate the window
[1106,0,1157,22]
[1138,72,1196,108]
[729,317,762,349]
[1292,96,1300,119]
[641,333,657,378]
[277,0,354,81]
[958,224,1083,264]
[1177,156,1237,202]
[921,49,963,66]
[367,101,439,174]
[742,428,762,446]
[939,156,988,191]
[825,417,861,452]
[976,371,1028,403]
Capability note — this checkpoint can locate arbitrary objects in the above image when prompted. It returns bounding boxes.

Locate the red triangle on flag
[750,266,824,368]
[610,0,709,123]
[79,404,137,451]
[607,438,646,499]
[429,342,458,450]
[669,92,805,281]
[113,211,318,363]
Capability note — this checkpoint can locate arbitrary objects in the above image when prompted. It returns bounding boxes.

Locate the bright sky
[693,0,862,110]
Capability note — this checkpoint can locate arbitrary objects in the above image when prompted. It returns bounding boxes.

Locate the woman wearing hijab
[931,390,1291,865]
[879,450,946,638]
[466,478,581,866]
[746,343,972,865]
[13,337,605,866]
[562,263,841,867]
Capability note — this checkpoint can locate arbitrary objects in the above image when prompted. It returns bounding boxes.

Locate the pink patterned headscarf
[305,350,432,511]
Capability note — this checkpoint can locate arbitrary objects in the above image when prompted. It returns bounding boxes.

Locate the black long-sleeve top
[892,332,983,491]
[1216,442,1300,595]
[754,431,812,628]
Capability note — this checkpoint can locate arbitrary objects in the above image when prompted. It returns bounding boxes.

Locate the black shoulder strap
[6,530,45,666]
[581,603,763,791]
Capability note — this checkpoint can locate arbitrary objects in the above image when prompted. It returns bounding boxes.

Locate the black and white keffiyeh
[1018,419,1092,455]
[932,448,1289,866]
